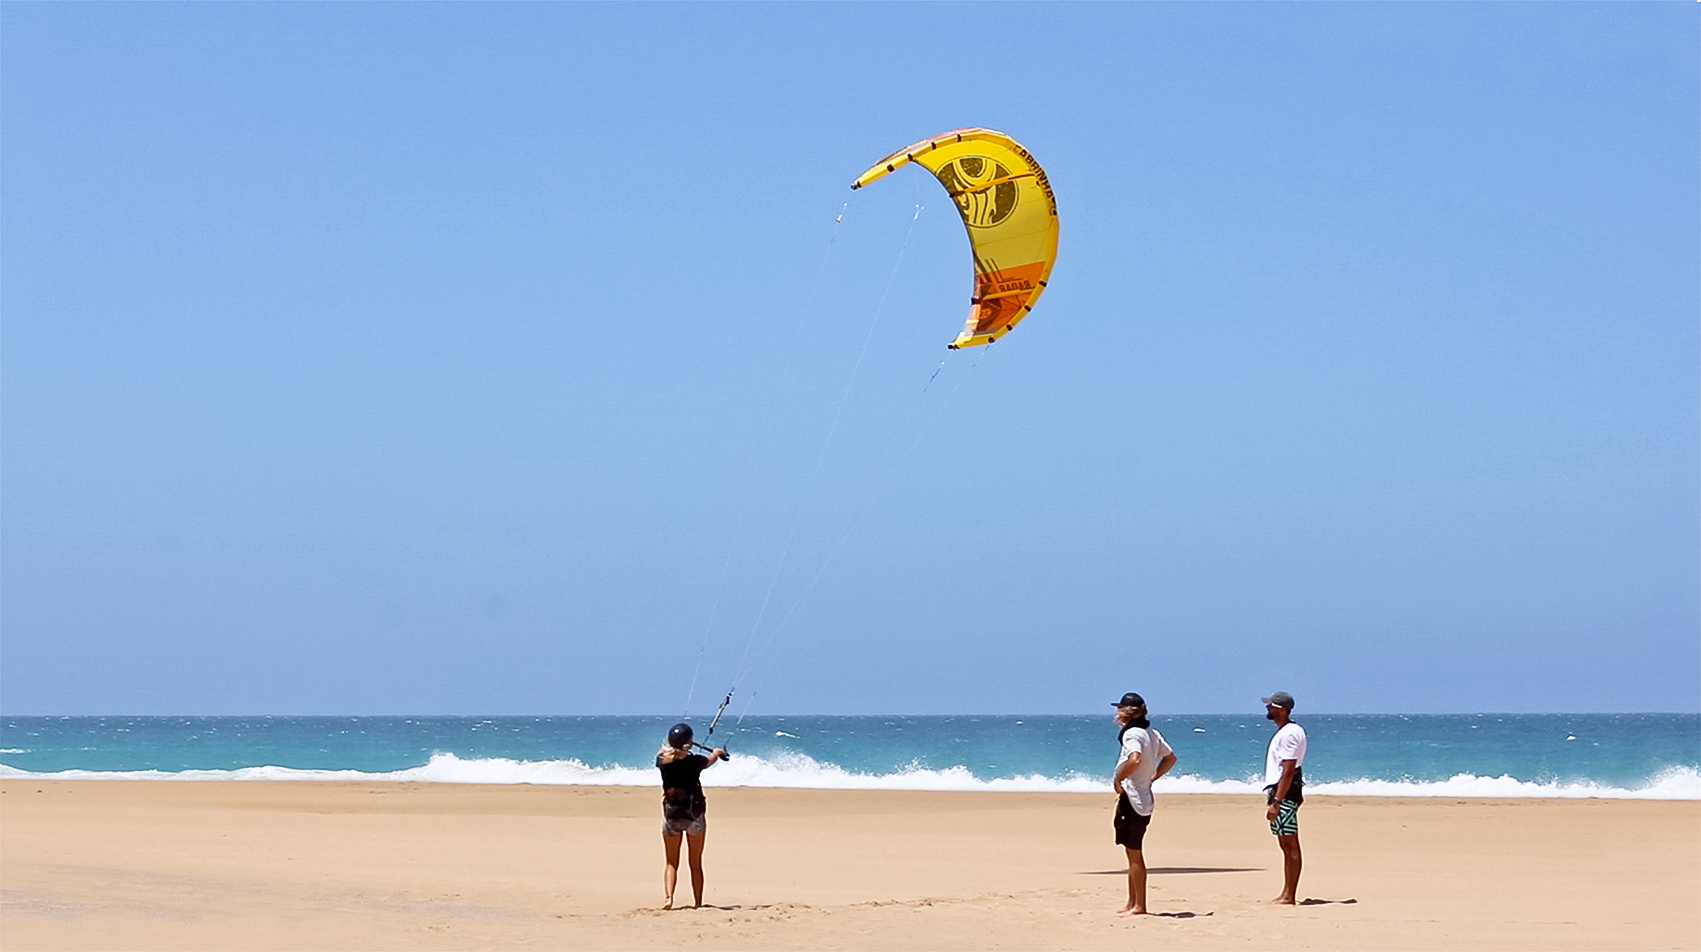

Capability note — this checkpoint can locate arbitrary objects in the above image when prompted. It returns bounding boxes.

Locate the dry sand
[2,780,1696,950]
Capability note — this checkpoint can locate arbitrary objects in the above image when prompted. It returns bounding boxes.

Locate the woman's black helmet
[667,723,694,747]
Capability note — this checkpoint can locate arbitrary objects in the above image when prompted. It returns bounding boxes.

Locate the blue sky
[3,4,1696,716]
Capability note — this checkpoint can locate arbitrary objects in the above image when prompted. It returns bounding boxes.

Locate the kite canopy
[852,128,1058,349]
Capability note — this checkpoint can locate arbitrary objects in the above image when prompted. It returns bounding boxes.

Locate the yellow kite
[852,128,1058,349]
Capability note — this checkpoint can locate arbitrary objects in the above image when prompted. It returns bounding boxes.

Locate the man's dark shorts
[1113,793,1152,850]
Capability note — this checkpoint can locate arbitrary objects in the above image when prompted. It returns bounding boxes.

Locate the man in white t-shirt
[1262,691,1307,904]
[1110,691,1177,916]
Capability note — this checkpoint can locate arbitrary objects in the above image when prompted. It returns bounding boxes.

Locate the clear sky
[3,4,1696,716]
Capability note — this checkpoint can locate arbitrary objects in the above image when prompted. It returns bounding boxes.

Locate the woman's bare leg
[686,831,707,907]
[661,829,683,909]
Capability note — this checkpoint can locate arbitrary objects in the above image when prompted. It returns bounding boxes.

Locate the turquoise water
[2,714,1696,798]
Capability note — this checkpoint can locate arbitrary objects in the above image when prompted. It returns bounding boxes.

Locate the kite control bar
[689,741,728,760]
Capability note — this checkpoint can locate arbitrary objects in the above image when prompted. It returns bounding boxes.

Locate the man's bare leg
[1118,847,1148,915]
[661,829,683,909]
[686,831,708,907]
[1271,834,1301,904]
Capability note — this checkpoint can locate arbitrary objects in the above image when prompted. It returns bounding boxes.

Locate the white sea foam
[1302,766,1701,800]
[1,756,1696,799]
[0,755,656,786]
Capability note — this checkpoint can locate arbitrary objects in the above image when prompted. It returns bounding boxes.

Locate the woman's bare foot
[662,897,674,910]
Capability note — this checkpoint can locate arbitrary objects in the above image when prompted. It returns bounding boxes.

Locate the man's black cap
[1112,692,1146,709]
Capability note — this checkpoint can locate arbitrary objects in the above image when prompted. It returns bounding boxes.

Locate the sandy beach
[2,781,1696,950]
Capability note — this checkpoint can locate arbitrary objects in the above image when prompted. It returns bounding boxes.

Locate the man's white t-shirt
[1264,722,1307,787]
[1118,725,1174,816]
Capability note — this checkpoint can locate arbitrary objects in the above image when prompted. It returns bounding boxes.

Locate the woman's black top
[657,752,709,820]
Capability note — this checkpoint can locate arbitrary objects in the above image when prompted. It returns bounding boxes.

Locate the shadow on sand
[1081,867,1262,875]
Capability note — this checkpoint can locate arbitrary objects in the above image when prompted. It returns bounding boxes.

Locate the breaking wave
[2,754,1696,799]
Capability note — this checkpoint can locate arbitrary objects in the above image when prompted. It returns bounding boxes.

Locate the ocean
[2,714,1696,799]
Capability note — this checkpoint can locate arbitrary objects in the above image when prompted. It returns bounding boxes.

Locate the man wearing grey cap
[1262,691,1307,904]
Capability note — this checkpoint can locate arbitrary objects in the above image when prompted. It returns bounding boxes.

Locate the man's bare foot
[1270,896,1295,905]
[1117,905,1148,916]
